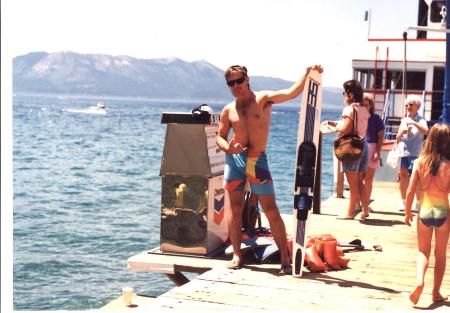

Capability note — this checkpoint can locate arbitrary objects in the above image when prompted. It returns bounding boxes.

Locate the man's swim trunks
[224,152,275,195]
[419,177,449,228]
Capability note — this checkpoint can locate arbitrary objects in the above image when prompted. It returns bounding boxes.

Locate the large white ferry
[344,0,447,182]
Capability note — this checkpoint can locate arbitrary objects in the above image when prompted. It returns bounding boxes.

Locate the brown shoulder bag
[333,107,365,162]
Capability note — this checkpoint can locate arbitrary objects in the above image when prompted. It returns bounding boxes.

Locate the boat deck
[101,182,450,311]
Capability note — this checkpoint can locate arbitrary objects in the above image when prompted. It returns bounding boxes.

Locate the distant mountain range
[13,51,342,105]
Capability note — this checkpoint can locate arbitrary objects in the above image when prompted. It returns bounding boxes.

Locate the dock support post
[166,272,190,286]
[335,160,344,198]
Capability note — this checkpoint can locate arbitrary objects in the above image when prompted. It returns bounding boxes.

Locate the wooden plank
[99,294,156,311]
[117,181,450,311]
[154,295,268,312]
[127,249,229,274]
[158,272,410,310]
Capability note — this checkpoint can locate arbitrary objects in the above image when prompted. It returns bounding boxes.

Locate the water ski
[292,69,323,277]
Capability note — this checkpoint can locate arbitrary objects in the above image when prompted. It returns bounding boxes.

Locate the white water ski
[292,70,323,277]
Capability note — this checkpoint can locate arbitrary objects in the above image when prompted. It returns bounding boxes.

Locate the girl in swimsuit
[404,123,450,305]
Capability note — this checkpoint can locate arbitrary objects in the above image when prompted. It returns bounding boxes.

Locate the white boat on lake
[65,101,107,115]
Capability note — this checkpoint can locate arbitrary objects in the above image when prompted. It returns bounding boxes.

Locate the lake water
[13,95,341,310]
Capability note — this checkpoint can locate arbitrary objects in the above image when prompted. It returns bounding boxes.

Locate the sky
[2,0,421,87]
[0,0,432,309]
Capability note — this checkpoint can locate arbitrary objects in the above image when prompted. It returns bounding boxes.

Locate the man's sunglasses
[227,76,246,87]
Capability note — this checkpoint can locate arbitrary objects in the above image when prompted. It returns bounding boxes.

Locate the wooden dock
[101,182,450,311]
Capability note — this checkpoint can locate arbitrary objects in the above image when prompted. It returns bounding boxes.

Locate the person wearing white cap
[396,95,429,212]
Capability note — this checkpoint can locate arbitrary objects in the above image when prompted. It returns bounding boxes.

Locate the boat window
[406,71,426,90]
[386,71,426,91]
[433,67,444,92]
[417,0,428,38]
[431,67,444,120]
[373,69,383,89]
[430,0,445,23]
[386,71,402,90]
[353,69,383,89]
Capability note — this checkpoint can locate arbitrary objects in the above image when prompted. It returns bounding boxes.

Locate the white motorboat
[65,101,107,115]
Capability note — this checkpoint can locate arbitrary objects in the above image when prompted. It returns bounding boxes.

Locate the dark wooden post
[166,272,190,286]
[336,160,344,198]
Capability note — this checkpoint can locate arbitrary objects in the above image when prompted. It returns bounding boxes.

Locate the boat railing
[420,90,426,118]
[381,89,391,123]
[380,89,401,140]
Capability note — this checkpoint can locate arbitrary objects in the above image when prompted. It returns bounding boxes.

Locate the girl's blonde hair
[418,123,450,175]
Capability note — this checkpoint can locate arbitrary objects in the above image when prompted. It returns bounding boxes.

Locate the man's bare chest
[231,103,266,121]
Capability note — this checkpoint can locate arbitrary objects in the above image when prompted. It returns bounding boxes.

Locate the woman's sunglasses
[227,76,246,87]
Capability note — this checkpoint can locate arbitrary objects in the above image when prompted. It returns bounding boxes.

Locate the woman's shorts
[400,156,417,175]
[341,140,369,173]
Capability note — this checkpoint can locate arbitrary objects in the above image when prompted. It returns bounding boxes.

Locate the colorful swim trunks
[224,152,274,195]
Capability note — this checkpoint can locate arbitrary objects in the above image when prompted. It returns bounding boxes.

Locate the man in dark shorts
[216,64,323,275]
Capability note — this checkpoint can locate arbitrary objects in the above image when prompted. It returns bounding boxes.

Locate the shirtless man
[216,64,323,275]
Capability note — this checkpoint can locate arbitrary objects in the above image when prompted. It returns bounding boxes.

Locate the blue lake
[13,95,341,310]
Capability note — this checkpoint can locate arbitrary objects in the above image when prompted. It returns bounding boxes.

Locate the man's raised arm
[263,65,323,105]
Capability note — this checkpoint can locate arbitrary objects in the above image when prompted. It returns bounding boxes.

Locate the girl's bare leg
[364,167,376,201]
[344,172,360,218]
[432,217,450,302]
[358,172,369,216]
[410,218,433,305]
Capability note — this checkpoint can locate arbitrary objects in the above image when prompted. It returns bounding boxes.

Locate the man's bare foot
[336,215,354,220]
[226,256,243,270]
[409,284,424,305]
[279,263,292,275]
[360,212,369,220]
[432,292,448,303]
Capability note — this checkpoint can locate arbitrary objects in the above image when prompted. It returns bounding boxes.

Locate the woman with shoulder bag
[322,80,370,219]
